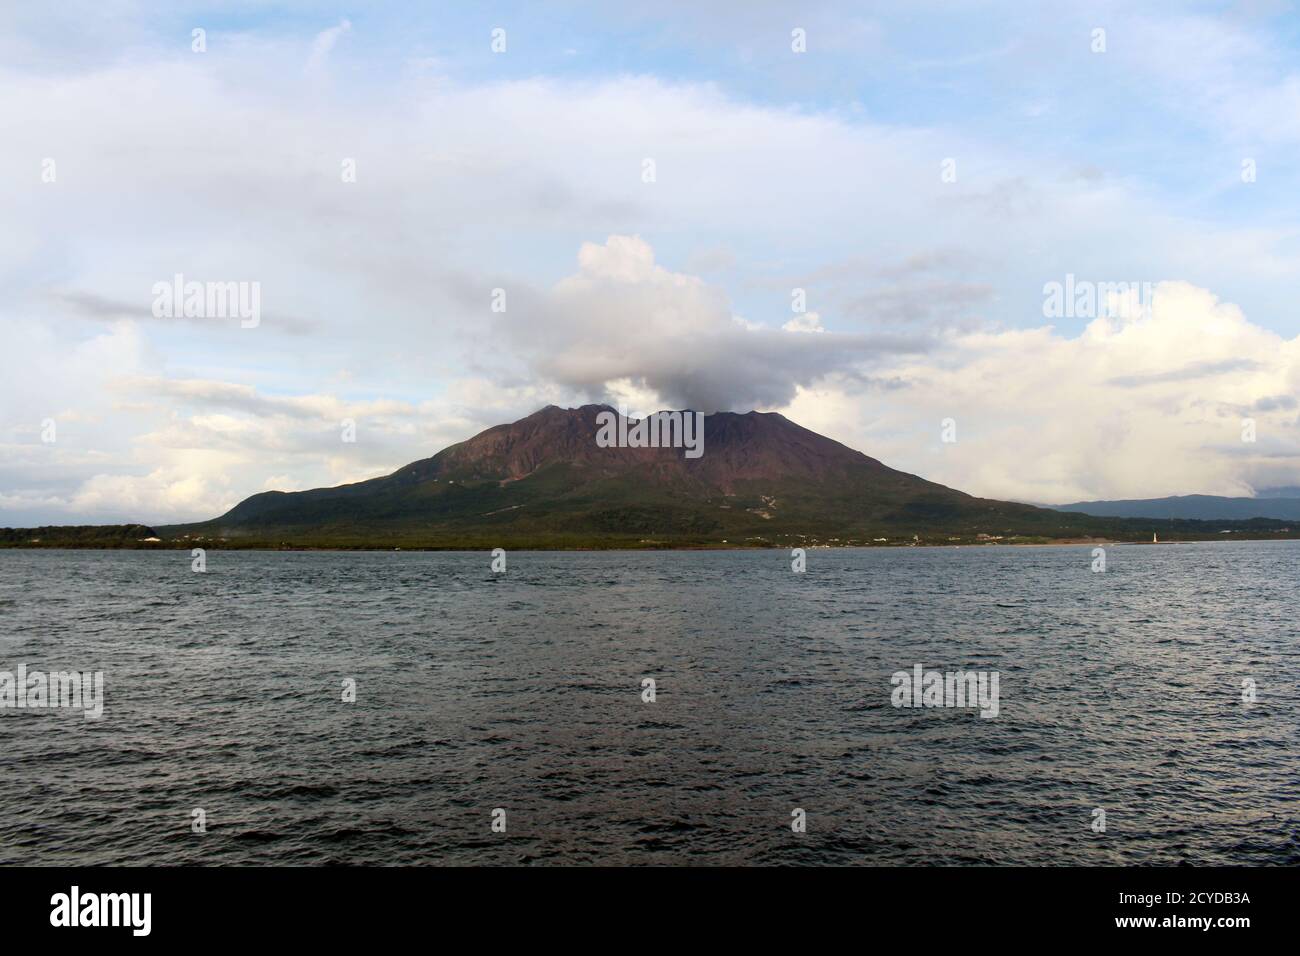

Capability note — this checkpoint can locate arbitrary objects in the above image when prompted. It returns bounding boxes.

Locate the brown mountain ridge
[158,404,1129,547]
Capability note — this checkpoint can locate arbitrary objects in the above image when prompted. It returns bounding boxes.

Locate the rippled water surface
[1,543,1297,865]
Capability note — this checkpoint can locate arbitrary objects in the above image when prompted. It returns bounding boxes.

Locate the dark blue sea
[1,542,1296,865]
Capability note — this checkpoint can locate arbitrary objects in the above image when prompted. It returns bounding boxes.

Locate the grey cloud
[487,236,933,413]
[685,245,738,274]
[757,248,987,289]
[947,176,1036,219]
[1108,358,1264,387]
[124,379,323,419]
[53,291,144,320]
[747,250,996,330]
[1253,394,1299,411]
[49,290,318,335]
[569,329,931,413]
[122,378,419,424]
[841,279,996,327]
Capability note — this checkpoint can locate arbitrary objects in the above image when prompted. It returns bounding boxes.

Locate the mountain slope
[160,405,1125,547]
[1053,494,1300,521]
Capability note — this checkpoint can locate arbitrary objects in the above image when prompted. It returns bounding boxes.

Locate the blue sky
[3,1,1300,523]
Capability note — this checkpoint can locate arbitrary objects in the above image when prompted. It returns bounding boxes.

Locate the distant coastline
[12,406,1300,553]
[5,524,1299,551]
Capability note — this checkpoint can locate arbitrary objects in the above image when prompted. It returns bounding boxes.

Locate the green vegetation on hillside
[0,525,162,548]
[9,407,1300,550]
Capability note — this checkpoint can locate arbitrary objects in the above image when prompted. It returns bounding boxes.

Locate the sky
[3,0,1300,525]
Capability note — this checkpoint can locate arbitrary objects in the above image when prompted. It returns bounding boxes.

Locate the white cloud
[785,282,1300,504]
[783,312,825,333]
[4,10,1300,523]
[497,234,930,411]
[306,19,352,73]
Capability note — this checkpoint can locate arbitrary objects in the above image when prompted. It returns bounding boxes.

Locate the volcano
[162,405,1116,548]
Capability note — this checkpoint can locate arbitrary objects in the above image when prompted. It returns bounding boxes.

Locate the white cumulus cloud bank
[3,16,1300,524]
[494,235,929,412]
[785,282,1300,505]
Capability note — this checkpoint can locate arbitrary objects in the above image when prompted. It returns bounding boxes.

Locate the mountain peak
[187,403,1067,546]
